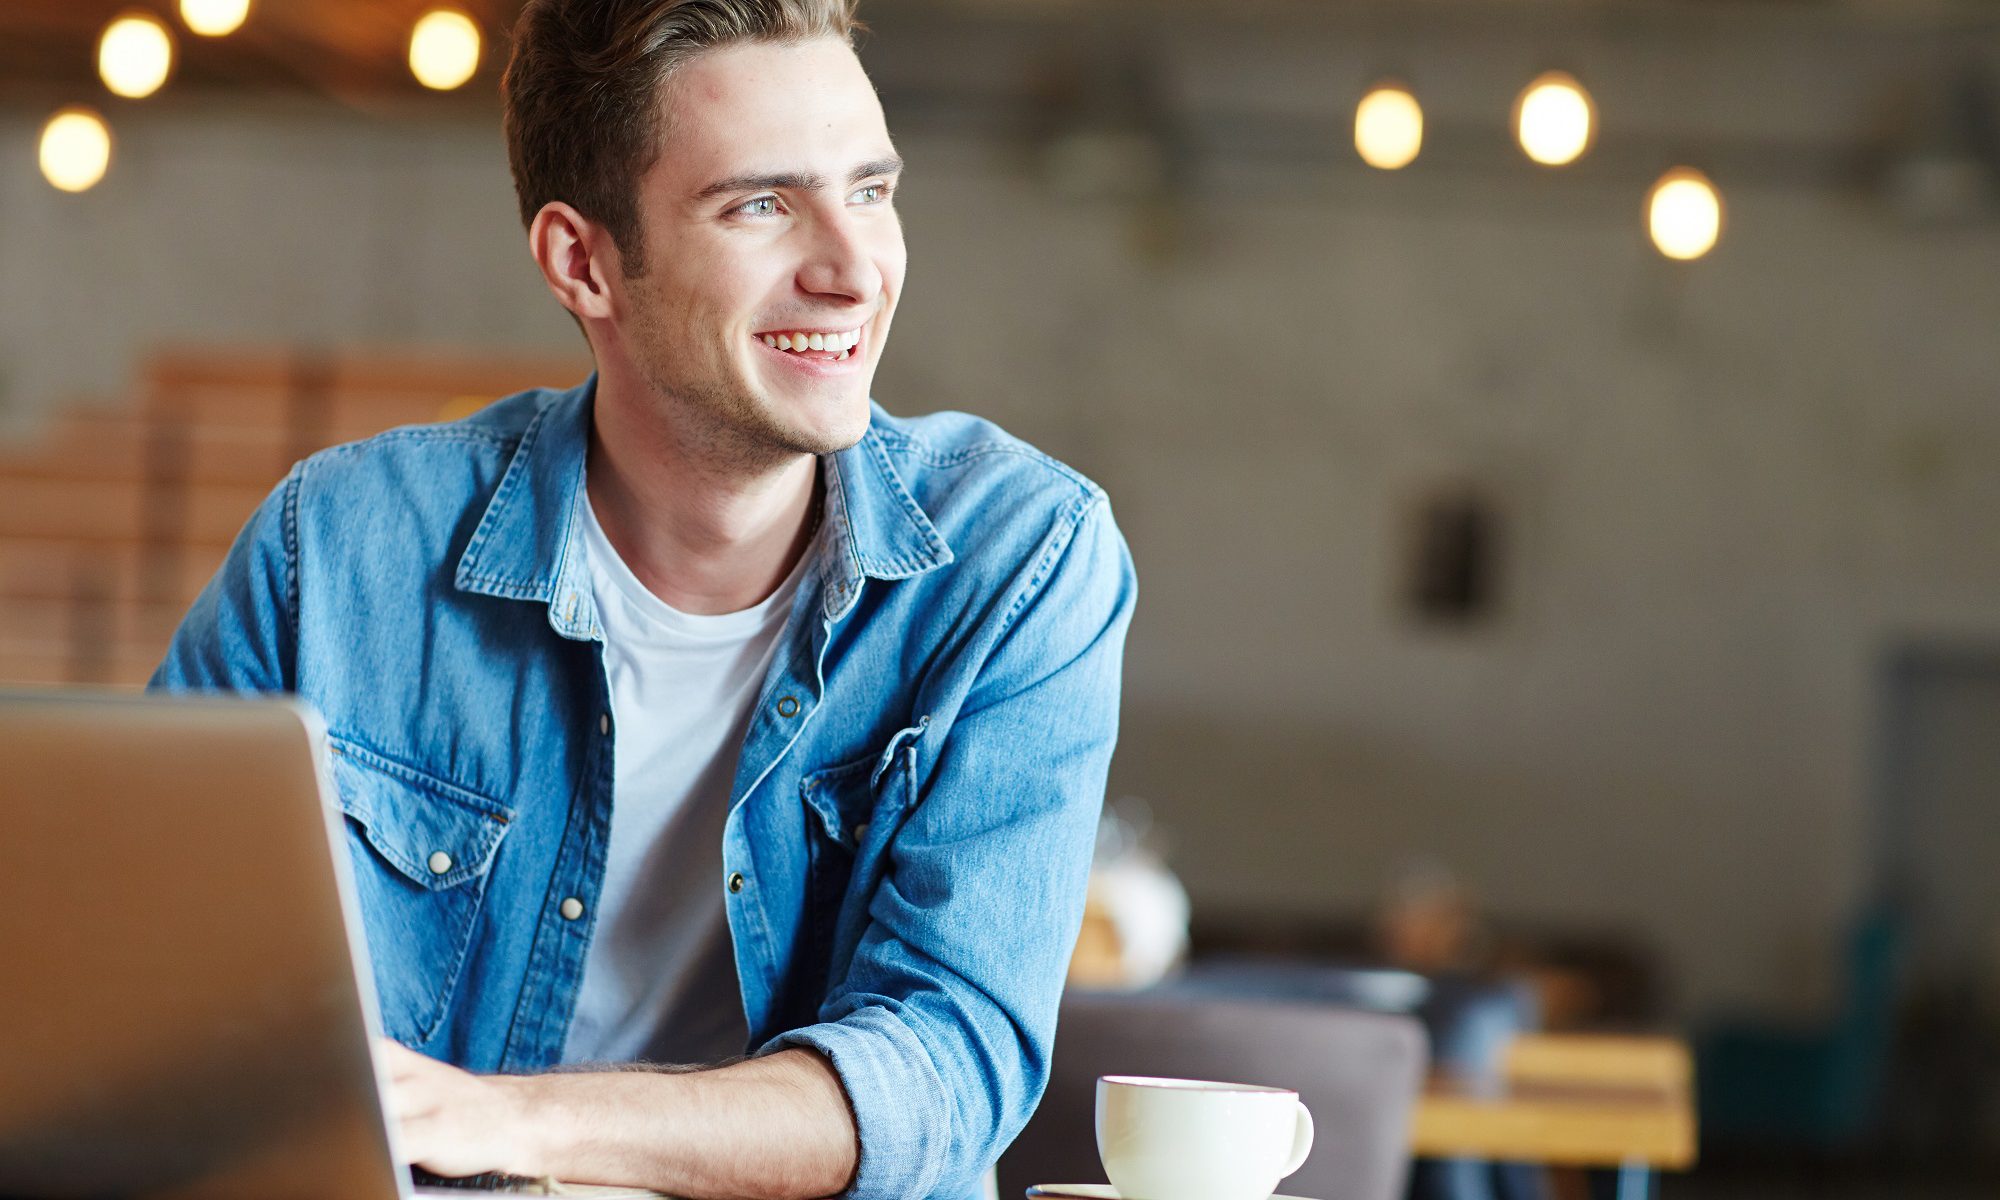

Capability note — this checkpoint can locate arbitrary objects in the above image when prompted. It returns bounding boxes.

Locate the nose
[796,207,886,306]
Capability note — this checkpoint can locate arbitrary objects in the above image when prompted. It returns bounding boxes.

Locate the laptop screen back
[0,691,402,1200]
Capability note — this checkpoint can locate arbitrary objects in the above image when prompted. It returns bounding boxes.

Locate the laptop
[0,690,652,1200]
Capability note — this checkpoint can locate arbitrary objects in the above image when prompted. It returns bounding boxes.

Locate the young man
[149,2,1135,1198]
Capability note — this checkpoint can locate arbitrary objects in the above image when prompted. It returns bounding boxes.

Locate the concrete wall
[4,7,1998,1013]
[895,151,2000,1016]
[0,98,577,429]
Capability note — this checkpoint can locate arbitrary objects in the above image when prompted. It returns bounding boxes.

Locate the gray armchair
[999,990,1428,1200]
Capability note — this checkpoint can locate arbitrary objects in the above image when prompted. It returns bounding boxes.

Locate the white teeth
[837,349,849,360]
[767,329,860,354]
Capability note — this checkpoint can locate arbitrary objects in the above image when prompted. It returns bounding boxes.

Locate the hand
[378,1038,539,1179]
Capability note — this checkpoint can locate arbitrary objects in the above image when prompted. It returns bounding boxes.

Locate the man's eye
[736,196,780,217]
[850,183,890,205]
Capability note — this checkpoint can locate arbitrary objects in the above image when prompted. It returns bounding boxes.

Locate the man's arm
[381,1042,856,1200]
[150,468,299,692]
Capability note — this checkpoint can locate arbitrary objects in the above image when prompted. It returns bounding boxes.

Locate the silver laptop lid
[0,690,406,1200]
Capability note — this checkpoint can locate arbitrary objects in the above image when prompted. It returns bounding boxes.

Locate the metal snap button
[599,713,610,735]
[427,851,453,875]
[775,696,800,718]
[560,897,584,921]
[727,872,746,894]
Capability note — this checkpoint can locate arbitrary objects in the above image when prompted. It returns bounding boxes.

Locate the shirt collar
[454,374,953,631]
[814,416,955,621]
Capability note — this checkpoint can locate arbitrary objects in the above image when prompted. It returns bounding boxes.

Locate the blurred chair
[1696,904,1905,1150]
[1151,959,1543,1200]
[1160,958,1538,1080]
[997,990,1428,1200]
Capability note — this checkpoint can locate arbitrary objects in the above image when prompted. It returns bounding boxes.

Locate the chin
[830,390,877,443]
[781,388,874,455]
[806,412,873,456]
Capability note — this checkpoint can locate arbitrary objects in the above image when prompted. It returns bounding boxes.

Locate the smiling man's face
[611,37,904,464]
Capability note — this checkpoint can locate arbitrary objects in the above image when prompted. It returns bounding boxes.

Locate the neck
[585,371,820,617]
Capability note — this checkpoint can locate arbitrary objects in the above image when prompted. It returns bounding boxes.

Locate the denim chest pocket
[327,739,514,1047]
[798,719,927,979]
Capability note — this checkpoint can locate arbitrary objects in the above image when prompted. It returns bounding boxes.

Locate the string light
[179,0,251,37]
[1515,71,1595,166]
[99,12,176,100]
[1648,167,1723,260]
[409,9,482,91]
[39,107,113,193]
[1355,83,1423,171]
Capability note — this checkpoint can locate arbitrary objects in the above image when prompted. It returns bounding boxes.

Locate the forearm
[507,1049,858,1200]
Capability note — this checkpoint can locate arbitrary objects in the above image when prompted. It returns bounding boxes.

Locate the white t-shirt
[559,496,810,1066]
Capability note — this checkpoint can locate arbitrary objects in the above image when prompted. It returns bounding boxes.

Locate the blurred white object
[1069,798,1191,990]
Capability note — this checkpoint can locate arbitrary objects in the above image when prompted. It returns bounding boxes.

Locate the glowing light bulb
[1648,167,1723,260]
[1355,83,1423,171]
[40,107,113,193]
[180,0,251,37]
[99,12,176,99]
[409,9,482,91]
[1515,71,1594,166]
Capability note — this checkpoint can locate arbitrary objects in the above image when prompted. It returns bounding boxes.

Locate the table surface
[1408,1033,1698,1170]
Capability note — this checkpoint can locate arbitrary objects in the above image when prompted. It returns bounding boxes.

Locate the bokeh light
[98,12,176,100]
[180,0,251,37]
[39,107,113,193]
[409,9,482,92]
[1355,83,1424,171]
[1515,71,1595,166]
[1648,167,1723,260]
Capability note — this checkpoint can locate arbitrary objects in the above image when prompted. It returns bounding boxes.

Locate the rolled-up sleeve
[767,494,1137,1199]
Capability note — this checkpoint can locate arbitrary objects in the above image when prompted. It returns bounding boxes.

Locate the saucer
[1026,1187,1317,1200]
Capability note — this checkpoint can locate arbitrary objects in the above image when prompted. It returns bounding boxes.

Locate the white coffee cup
[1095,1075,1315,1200]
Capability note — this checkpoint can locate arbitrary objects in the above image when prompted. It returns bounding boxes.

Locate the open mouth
[755,327,862,363]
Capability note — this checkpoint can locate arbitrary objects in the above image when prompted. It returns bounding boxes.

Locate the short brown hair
[502,0,861,275]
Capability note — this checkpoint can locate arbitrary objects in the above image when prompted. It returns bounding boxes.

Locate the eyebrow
[694,156,904,202]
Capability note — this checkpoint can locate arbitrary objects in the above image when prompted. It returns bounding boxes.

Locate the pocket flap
[869,716,929,791]
[328,740,512,890]
[801,720,929,846]
[800,756,872,848]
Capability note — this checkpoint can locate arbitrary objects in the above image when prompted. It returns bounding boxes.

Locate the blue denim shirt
[149,376,1136,1200]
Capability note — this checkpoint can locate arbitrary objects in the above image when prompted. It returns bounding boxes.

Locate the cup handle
[1279,1099,1315,1178]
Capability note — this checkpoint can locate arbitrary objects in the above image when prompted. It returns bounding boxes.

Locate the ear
[527,201,620,323]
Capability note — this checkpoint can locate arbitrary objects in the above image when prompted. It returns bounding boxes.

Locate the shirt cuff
[762,1007,953,1200]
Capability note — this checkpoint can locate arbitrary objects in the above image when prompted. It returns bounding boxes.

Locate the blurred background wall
[5,0,1999,1031]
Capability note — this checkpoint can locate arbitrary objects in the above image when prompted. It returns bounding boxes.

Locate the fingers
[377,1038,430,1076]
[371,1040,509,1177]
[377,1040,445,1126]
[378,1040,458,1097]
[397,1111,452,1169]
[389,1085,444,1123]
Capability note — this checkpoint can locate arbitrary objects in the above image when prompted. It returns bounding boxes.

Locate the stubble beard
[625,280,865,475]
